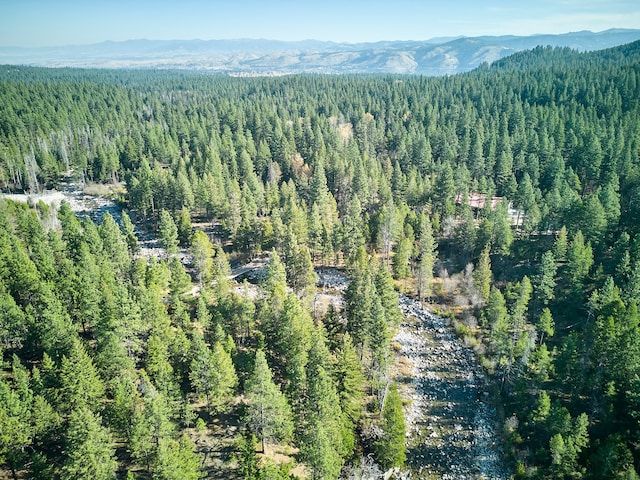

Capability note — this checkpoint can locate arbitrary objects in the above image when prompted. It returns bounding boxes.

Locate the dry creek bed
[318,269,510,480]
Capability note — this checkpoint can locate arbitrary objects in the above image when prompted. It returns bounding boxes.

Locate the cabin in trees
[455,192,505,212]
[455,192,521,224]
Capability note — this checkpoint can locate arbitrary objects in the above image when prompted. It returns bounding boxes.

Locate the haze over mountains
[1,29,640,75]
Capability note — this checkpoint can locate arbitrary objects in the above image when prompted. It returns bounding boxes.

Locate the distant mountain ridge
[1,29,639,75]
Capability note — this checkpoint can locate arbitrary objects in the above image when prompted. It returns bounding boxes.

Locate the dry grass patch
[83,181,126,197]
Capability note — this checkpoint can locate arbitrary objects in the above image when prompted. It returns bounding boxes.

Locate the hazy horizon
[1,0,640,48]
[3,28,639,50]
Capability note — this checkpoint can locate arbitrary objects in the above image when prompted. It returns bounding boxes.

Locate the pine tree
[235,430,260,480]
[128,375,175,472]
[538,307,555,345]
[334,333,366,427]
[58,338,106,413]
[168,256,191,300]
[176,207,193,247]
[302,421,343,480]
[486,286,510,357]
[368,296,390,393]
[374,260,402,328]
[340,195,365,262]
[554,226,568,262]
[474,244,492,303]
[158,209,179,256]
[566,230,593,288]
[61,407,117,480]
[263,250,287,309]
[120,211,140,254]
[345,247,374,353]
[99,212,130,273]
[457,204,477,261]
[433,162,456,219]
[211,244,232,300]
[508,276,534,369]
[301,363,350,480]
[416,212,437,302]
[536,250,557,308]
[0,376,33,479]
[190,230,214,288]
[392,235,412,281]
[492,202,513,255]
[189,332,237,414]
[244,350,294,452]
[283,229,317,297]
[374,383,406,469]
[153,435,203,480]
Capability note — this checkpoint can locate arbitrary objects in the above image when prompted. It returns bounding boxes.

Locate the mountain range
[1,29,640,75]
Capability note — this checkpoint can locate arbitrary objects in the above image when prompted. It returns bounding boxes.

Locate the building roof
[455,192,504,210]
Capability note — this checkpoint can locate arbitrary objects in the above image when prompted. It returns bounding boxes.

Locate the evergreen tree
[457,204,477,261]
[334,333,366,427]
[374,383,406,469]
[368,296,390,393]
[211,244,232,300]
[121,211,140,254]
[235,431,260,480]
[492,202,513,255]
[190,230,214,288]
[283,229,317,297]
[345,247,374,353]
[244,350,294,452]
[486,286,510,356]
[99,212,130,273]
[554,226,569,262]
[263,250,287,309]
[566,230,593,289]
[538,307,555,345]
[416,212,437,302]
[0,375,33,479]
[377,201,400,267]
[189,332,238,414]
[176,207,193,247]
[274,293,314,403]
[536,250,557,308]
[58,338,106,413]
[158,209,179,255]
[61,407,117,480]
[474,244,492,303]
[128,376,174,472]
[153,435,203,480]
[392,235,412,281]
[340,195,365,262]
[301,363,350,480]
[374,260,402,328]
[433,162,456,220]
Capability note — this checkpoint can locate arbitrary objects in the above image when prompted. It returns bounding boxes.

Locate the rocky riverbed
[317,269,510,480]
[0,180,184,261]
[397,296,509,479]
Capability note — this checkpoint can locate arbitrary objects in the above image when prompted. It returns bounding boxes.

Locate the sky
[1,0,639,47]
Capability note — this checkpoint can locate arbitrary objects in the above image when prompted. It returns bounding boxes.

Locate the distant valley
[1,28,640,74]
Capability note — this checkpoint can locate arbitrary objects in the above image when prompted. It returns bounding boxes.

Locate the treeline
[0,39,640,478]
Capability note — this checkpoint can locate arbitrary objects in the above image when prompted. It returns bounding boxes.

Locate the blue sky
[1,0,639,47]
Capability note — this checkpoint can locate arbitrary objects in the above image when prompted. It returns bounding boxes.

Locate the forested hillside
[1,40,640,479]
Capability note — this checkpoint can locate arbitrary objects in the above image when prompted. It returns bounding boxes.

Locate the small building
[455,192,504,211]
[455,192,522,225]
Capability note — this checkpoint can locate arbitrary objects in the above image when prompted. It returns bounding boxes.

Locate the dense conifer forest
[1,40,640,479]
